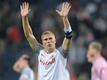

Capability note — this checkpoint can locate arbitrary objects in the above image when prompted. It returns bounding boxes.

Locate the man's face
[87,45,96,63]
[18,59,27,71]
[42,33,56,52]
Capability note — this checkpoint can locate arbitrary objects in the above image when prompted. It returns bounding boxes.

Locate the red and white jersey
[37,47,70,80]
[91,57,107,80]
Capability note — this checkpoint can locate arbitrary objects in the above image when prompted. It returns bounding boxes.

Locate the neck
[92,54,102,64]
[45,48,56,54]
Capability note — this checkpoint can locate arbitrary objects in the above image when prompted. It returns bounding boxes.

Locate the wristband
[65,31,72,39]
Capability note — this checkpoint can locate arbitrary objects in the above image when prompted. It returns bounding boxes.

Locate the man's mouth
[47,44,52,47]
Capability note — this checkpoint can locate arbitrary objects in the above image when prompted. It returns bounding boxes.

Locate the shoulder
[57,47,68,58]
[34,43,44,53]
[94,58,107,70]
[20,72,30,80]
[20,68,35,80]
[38,50,47,59]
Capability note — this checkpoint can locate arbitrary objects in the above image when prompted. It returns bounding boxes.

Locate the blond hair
[90,42,102,52]
[41,31,55,39]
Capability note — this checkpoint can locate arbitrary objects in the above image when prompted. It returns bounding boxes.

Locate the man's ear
[55,40,56,44]
[54,37,56,44]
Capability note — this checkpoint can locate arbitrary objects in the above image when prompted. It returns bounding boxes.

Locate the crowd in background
[0,0,107,80]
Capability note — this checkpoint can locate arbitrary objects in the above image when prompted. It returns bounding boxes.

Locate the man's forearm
[62,16,71,31]
[62,38,72,52]
[61,16,72,53]
[22,16,33,37]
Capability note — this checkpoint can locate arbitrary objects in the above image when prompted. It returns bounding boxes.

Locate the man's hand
[21,2,37,51]
[56,2,71,17]
[20,2,29,17]
[57,2,72,55]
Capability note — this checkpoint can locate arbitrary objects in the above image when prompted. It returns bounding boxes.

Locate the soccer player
[20,2,72,80]
[87,42,107,80]
[13,54,35,80]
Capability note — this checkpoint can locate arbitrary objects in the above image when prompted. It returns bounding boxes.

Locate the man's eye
[44,39,48,41]
[49,38,52,40]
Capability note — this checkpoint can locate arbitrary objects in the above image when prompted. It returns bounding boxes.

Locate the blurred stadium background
[0,0,107,80]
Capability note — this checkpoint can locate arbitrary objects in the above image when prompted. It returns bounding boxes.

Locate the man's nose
[47,39,50,42]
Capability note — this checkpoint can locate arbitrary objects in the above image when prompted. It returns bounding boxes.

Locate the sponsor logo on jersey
[40,57,55,66]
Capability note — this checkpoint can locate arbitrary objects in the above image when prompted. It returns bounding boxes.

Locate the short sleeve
[57,47,68,58]
[34,43,44,54]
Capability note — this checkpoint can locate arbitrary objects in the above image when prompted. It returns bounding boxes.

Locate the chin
[48,46,53,49]
[48,47,54,52]
[88,59,92,63]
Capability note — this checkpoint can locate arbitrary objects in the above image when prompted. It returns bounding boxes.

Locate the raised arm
[20,2,38,51]
[56,2,72,53]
